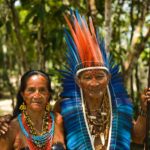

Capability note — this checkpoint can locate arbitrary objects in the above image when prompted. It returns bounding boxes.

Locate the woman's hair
[13,70,52,118]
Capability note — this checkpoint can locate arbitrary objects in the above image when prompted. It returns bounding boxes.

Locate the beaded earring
[46,103,51,112]
[19,102,26,111]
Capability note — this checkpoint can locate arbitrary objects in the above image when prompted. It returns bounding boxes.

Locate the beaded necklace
[23,111,49,136]
[85,92,110,149]
[18,111,55,149]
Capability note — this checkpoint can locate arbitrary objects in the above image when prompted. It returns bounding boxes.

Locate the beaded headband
[76,66,109,77]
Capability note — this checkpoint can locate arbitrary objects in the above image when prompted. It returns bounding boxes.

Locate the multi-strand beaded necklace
[18,111,55,149]
[85,92,110,150]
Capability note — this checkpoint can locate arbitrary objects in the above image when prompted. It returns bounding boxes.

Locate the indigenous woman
[0,70,65,150]
[60,10,133,150]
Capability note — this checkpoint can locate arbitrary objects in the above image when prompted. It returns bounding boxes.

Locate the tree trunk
[36,0,46,70]
[124,0,150,82]
[104,0,112,53]
[87,0,98,15]
[124,27,150,82]
[6,0,28,73]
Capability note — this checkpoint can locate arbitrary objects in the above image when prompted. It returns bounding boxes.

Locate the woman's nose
[33,90,42,98]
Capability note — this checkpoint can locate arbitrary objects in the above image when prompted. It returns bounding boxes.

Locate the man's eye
[83,76,92,80]
[96,75,104,79]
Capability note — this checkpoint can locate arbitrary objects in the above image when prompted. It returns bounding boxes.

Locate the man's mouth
[88,88,104,95]
[89,88,100,92]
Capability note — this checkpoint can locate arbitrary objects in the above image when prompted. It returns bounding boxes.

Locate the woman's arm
[53,112,66,149]
[0,135,11,150]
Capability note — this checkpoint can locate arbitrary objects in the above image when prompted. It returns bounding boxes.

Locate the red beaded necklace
[21,112,53,150]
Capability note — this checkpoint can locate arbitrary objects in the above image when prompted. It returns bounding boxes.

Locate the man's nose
[90,78,99,86]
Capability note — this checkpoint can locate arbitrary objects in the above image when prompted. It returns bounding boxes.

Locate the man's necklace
[85,93,110,147]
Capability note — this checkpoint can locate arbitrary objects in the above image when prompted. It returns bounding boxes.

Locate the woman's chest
[13,132,29,150]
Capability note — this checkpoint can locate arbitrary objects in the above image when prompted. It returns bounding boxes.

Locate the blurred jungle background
[0,0,149,118]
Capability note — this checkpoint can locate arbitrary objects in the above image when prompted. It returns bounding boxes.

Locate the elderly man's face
[77,69,109,99]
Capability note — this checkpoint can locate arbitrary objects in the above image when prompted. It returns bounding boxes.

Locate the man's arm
[0,114,12,135]
[131,88,150,148]
[0,118,15,150]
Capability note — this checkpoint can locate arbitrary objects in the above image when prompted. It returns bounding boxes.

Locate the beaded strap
[18,112,55,146]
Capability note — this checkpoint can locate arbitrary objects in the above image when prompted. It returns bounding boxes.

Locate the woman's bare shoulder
[54,112,63,124]
[53,100,61,112]
[6,117,19,138]
[9,117,20,129]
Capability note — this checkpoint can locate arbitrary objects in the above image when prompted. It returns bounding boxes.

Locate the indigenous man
[60,10,133,150]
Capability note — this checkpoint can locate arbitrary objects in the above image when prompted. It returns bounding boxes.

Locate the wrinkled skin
[132,88,150,144]
[0,77,149,146]
[0,115,12,135]
[77,69,110,100]
[0,74,65,150]
[21,75,50,112]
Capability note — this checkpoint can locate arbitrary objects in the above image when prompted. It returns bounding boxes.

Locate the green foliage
[0,0,149,115]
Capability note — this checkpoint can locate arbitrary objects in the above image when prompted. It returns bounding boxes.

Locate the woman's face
[21,75,50,112]
[77,69,109,99]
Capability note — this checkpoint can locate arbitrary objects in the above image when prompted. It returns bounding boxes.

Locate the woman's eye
[39,88,48,93]
[26,88,35,93]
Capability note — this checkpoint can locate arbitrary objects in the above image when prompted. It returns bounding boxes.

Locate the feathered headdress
[63,9,109,75]
[60,10,133,150]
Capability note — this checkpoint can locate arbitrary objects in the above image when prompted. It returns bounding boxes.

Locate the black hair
[13,70,52,118]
